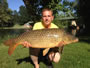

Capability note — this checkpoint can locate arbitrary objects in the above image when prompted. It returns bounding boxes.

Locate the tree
[77,0,90,35]
[22,0,77,20]
[0,0,12,27]
[12,5,33,25]
[18,6,30,25]
[22,0,62,22]
[22,0,78,28]
[12,10,20,25]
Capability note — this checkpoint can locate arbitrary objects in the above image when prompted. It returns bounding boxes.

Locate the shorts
[29,47,59,57]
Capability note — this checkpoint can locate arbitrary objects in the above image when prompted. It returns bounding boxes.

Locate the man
[24,8,61,68]
[70,20,79,36]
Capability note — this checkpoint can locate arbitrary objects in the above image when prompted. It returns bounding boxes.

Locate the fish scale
[4,28,79,56]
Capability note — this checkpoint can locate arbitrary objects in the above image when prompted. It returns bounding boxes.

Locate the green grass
[0,36,90,68]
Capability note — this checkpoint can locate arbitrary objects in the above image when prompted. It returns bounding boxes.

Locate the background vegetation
[0,0,77,28]
[0,0,90,68]
[0,0,89,35]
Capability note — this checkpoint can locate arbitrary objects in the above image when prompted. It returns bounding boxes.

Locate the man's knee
[49,52,61,63]
[30,55,38,62]
[53,52,61,63]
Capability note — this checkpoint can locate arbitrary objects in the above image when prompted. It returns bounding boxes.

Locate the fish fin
[8,42,22,56]
[43,48,50,56]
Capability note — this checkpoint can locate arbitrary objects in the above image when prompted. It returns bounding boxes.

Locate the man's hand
[22,41,31,48]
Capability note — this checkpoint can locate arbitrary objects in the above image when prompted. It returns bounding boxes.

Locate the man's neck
[43,24,51,28]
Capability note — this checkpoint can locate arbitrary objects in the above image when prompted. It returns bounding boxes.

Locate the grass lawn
[0,36,90,68]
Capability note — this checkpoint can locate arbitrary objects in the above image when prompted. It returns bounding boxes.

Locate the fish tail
[3,38,21,56]
[8,42,21,56]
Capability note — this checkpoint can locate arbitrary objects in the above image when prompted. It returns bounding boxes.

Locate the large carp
[4,28,79,56]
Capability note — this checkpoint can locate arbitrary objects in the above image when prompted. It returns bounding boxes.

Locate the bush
[53,19,70,28]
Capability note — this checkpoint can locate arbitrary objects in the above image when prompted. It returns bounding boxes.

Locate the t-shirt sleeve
[33,23,38,30]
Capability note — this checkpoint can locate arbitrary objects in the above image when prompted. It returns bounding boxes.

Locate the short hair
[41,8,53,15]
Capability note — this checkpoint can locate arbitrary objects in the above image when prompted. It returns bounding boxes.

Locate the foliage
[23,0,77,22]
[12,10,20,25]
[0,0,78,27]
[18,6,30,25]
[11,5,32,25]
[53,19,70,28]
[0,0,13,27]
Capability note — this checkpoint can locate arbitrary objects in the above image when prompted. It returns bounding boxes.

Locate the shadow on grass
[16,55,52,67]
[16,56,34,65]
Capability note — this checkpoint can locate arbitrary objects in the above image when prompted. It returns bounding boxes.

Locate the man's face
[42,10,54,27]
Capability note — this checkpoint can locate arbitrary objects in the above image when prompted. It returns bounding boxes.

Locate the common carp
[4,28,79,56]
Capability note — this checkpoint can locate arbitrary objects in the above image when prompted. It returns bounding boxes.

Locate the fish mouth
[64,38,79,45]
